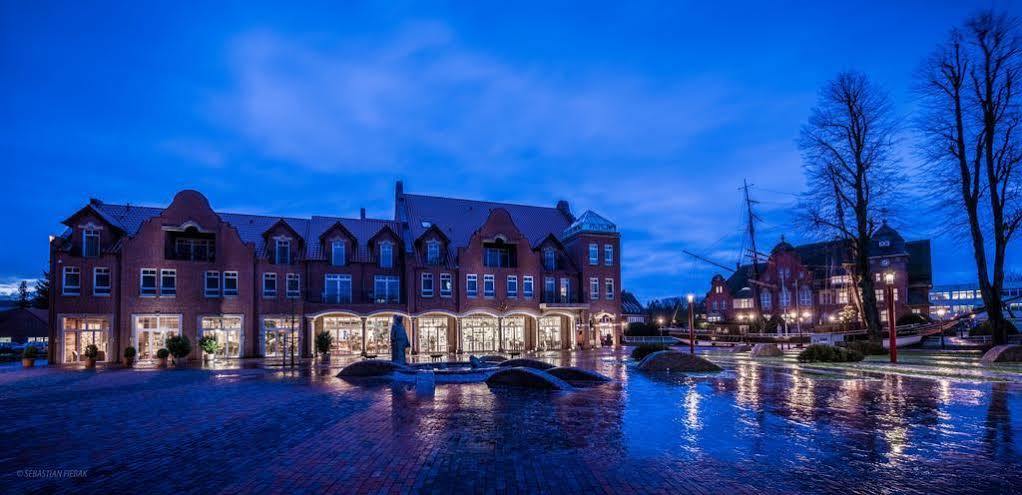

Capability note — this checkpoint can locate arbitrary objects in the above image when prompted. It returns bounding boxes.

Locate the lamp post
[936,307,947,348]
[799,311,810,348]
[884,271,897,364]
[657,317,665,341]
[687,294,695,354]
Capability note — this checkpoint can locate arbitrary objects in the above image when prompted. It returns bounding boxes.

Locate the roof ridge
[403,192,560,211]
[100,202,396,225]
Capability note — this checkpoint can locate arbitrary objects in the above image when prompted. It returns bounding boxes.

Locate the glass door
[134,315,181,360]
[538,316,562,351]
[200,316,242,358]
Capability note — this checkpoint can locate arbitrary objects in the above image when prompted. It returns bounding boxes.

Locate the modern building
[701,224,932,329]
[929,282,1022,318]
[621,291,646,324]
[47,183,622,364]
[0,307,48,346]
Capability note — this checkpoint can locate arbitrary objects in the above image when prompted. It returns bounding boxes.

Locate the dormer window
[484,239,516,268]
[543,248,556,270]
[379,241,393,269]
[331,240,346,266]
[83,228,100,258]
[275,239,291,265]
[426,240,440,265]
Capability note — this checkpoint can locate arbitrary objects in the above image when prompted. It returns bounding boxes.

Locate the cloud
[216,23,741,173]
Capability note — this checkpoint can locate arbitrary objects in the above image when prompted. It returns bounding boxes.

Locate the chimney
[360,208,366,220]
[556,200,572,220]
[395,180,404,196]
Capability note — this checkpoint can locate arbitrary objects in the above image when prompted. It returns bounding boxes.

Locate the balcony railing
[541,293,581,304]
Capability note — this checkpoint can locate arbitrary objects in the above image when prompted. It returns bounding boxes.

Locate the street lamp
[884,271,897,363]
[798,310,811,348]
[657,317,665,340]
[687,294,695,354]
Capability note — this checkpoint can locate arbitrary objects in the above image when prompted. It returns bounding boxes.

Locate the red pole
[888,285,897,364]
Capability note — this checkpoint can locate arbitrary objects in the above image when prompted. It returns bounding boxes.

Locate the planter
[203,352,216,364]
[157,357,168,368]
[84,357,97,369]
[22,358,36,368]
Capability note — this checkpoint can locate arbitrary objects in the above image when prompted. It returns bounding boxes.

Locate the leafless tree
[799,71,901,340]
[917,10,1022,345]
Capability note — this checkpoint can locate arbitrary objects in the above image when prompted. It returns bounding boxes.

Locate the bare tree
[917,10,1022,345]
[799,71,901,340]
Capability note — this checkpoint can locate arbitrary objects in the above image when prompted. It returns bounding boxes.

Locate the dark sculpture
[390,315,410,365]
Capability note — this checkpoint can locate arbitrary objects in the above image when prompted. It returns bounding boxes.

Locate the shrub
[22,346,39,359]
[631,344,668,361]
[844,340,887,356]
[198,336,221,354]
[896,313,931,326]
[315,331,333,354]
[970,320,1019,336]
[797,344,864,363]
[625,322,661,337]
[156,348,170,359]
[165,335,191,358]
[84,344,99,360]
[765,315,784,333]
[124,346,137,359]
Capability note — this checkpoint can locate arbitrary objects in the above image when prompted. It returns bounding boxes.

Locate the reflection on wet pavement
[0,348,1019,494]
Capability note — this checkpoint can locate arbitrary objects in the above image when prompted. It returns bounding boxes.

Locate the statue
[390,315,410,365]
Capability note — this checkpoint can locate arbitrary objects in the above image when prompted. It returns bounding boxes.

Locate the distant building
[929,282,1022,318]
[702,224,932,328]
[0,307,48,346]
[48,183,623,364]
[621,291,646,324]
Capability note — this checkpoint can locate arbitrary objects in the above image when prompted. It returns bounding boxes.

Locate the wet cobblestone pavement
[1,348,1021,494]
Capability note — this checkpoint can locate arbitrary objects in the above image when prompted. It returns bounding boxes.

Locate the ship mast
[743,179,762,315]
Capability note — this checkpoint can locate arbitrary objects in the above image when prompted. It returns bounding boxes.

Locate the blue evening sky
[3,1,1020,302]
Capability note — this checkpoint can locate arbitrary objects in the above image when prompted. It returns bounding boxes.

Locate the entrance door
[538,316,563,351]
[417,317,448,354]
[323,316,362,355]
[134,315,182,360]
[200,316,243,358]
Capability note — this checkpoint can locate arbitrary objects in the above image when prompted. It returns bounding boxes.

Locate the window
[483,241,515,268]
[173,237,215,261]
[523,276,534,299]
[324,274,352,304]
[721,299,728,309]
[735,298,753,309]
[483,274,495,297]
[545,277,555,298]
[83,228,100,258]
[140,268,157,296]
[160,269,176,296]
[421,273,434,297]
[374,275,400,303]
[93,267,111,296]
[760,291,772,310]
[426,240,440,265]
[560,278,571,302]
[837,289,849,304]
[275,239,291,265]
[780,288,790,308]
[62,266,81,295]
[543,249,556,270]
[331,240,346,266]
[263,273,277,297]
[223,271,239,296]
[604,244,613,266]
[590,277,600,300]
[713,300,719,310]
[799,287,812,306]
[466,274,478,298]
[286,273,300,298]
[440,273,453,297]
[589,243,598,265]
[204,271,220,297]
[379,241,393,268]
[605,278,615,300]
[507,276,518,298]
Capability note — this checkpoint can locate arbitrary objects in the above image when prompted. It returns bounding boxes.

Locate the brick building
[47,183,622,364]
[701,225,932,330]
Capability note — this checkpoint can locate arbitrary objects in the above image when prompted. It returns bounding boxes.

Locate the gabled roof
[61,203,126,233]
[262,218,304,241]
[621,291,644,315]
[401,193,574,250]
[89,203,400,262]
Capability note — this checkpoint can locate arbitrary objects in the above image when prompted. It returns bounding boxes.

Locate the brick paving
[1,349,1020,494]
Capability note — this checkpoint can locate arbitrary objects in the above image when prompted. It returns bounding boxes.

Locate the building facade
[47,183,622,364]
[929,282,1022,319]
[701,225,932,330]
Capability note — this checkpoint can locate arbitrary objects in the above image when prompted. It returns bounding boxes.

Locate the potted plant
[156,348,170,368]
[315,331,333,364]
[123,346,137,368]
[198,336,220,363]
[83,344,99,369]
[21,345,39,368]
[165,335,191,369]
